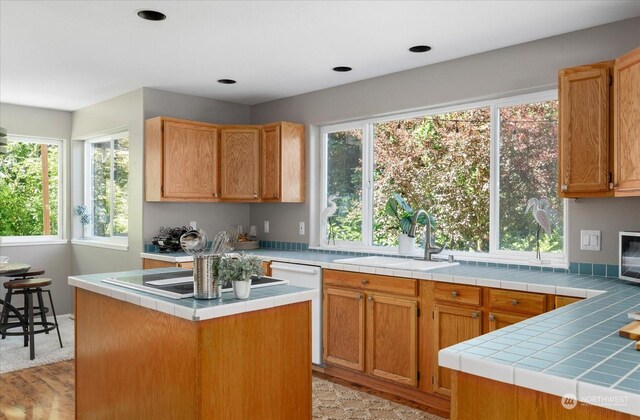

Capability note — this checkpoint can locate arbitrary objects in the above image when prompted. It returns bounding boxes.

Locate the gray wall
[248,17,640,264]
[70,89,145,274]
[141,88,252,242]
[0,103,74,314]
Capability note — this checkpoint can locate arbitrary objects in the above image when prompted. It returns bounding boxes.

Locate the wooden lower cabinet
[323,280,419,388]
[433,304,482,396]
[488,311,529,331]
[323,287,365,372]
[367,293,418,387]
[555,295,583,308]
[142,258,193,270]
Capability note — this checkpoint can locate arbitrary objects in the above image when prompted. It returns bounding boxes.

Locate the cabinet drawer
[323,269,417,297]
[434,283,482,307]
[490,289,546,316]
[555,295,582,308]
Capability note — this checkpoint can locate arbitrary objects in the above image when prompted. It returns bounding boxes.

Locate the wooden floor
[0,361,74,420]
[0,362,448,419]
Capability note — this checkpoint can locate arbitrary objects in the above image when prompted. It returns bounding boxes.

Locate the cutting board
[619,320,640,340]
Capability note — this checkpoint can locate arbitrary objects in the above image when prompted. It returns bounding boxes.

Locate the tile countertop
[68,267,318,322]
[142,249,640,415]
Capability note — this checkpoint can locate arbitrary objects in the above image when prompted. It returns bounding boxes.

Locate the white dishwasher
[270,261,322,365]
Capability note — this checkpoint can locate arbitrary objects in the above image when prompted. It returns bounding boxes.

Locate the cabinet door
[323,287,365,372]
[163,121,219,199]
[488,312,529,332]
[261,125,281,201]
[433,304,482,396]
[558,62,612,196]
[366,294,418,387]
[613,47,640,194]
[220,128,260,201]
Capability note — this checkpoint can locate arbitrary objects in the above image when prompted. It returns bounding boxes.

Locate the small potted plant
[385,193,428,255]
[218,254,264,299]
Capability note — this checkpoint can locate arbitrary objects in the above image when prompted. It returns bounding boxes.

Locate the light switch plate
[264,221,270,234]
[580,230,601,251]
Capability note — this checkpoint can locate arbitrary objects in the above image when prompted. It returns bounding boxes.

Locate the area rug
[0,314,74,374]
[312,377,445,420]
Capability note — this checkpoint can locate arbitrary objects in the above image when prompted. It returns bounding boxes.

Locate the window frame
[0,135,65,244]
[318,90,567,265]
[83,130,129,245]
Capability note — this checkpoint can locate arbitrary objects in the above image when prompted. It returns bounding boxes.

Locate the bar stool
[2,269,49,334]
[0,278,63,360]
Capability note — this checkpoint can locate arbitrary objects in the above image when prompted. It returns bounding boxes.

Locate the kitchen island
[68,268,317,420]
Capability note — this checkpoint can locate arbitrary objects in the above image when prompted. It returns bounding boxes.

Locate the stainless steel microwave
[620,231,640,283]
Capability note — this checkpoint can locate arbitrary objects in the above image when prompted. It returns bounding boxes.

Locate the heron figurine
[525,197,552,260]
[321,195,338,245]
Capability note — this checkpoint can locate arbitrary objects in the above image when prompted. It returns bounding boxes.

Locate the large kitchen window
[320,91,565,262]
[84,131,129,242]
[0,136,63,241]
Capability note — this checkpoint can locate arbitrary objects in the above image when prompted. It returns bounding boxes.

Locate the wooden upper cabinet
[323,287,365,372]
[220,127,260,201]
[261,122,305,203]
[366,293,418,387]
[558,61,613,197]
[432,304,482,396]
[613,47,640,195]
[145,117,219,202]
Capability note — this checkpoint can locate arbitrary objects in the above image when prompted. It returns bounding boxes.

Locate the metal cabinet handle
[451,291,459,298]
[471,312,479,319]
[273,193,278,198]
[368,296,374,302]
[511,299,519,306]
[213,192,219,198]
[357,294,363,300]
[361,279,369,285]
[561,184,568,192]
[489,313,495,321]
[253,192,258,198]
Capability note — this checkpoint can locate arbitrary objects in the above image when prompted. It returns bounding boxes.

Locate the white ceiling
[1,1,639,111]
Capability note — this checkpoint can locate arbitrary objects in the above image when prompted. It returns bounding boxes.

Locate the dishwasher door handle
[270,264,319,275]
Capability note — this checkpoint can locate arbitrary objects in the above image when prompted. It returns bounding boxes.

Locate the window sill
[0,238,68,247]
[71,239,129,252]
[310,245,567,269]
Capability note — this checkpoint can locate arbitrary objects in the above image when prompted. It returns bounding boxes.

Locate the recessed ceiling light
[137,10,166,21]
[409,45,432,53]
[217,79,237,84]
[332,66,352,72]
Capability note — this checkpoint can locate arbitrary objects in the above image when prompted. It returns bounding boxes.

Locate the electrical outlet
[190,221,197,230]
[264,221,270,234]
[299,222,305,235]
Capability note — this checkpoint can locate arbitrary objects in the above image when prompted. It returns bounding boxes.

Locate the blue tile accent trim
[579,263,593,275]
[143,242,620,279]
[593,264,606,276]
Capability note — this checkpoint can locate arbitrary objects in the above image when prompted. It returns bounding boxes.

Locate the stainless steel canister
[193,255,222,299]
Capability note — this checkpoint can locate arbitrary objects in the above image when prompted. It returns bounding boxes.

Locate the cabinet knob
[253,192,258,198]
[357,294,363,300]
[361,279,369,285]
[471,312,479,319]
[213,192,218,198]
[561,184,568,191]
[368,296,374,302]
[489,313,495,321]
[451,291,459,298]
[511,299,519,306]
[273,193,278,198]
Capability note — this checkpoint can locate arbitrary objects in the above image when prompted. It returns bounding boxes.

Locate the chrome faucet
[408,209,444,261]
